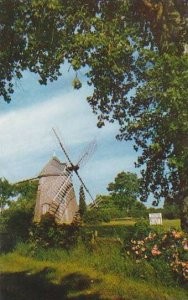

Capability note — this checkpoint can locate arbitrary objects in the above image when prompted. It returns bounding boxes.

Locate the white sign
[149,213,162,225]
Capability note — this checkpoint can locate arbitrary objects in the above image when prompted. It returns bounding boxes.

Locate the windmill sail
[76,139,97,168]
[52,128,97,206]
[49,169,76,222]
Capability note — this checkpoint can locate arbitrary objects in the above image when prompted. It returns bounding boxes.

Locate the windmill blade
[52,128,75,167]
[54,185,75,222]
[88,196,103,209]
[52,127,96,206]
[77,139,97,168]
[49,170,73,217]
[46,168,71,202]
[50,169,71,207]
[74,169,96,205]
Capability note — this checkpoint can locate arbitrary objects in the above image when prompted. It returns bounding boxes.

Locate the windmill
[33,128,97,224]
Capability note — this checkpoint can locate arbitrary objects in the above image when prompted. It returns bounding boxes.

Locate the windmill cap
[38,156,67,177]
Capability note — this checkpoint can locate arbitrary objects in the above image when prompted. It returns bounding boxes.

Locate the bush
[101,207,128,219]
[0,181,37,252]
[131,219,151,240]
[124,228,188,284]
[83,209,111,224]
[30,214,79,250]
[0,203,34,252]
[82,224,135,240]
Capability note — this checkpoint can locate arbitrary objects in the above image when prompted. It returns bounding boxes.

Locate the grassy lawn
[83,219,181,240]
[102,219,136,226]
[102,219,180,229]
[161,219,181,230]
[0,250,188,300]
[0,219,185,300]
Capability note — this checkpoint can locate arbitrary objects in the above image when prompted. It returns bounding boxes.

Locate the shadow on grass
[0,267,102,300]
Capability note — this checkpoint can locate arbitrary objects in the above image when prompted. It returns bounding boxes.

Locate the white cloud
[0,86,134,189]
[0,70,156,205]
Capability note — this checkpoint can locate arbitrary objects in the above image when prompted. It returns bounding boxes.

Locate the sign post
[149,213,163,225]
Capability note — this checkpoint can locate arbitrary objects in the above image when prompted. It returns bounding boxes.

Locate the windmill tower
[34,155,78,224]
[33,128,97,224]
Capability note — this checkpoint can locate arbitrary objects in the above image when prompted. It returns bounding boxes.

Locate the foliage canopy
[0,178,14,211]
[0,180,37,251]
[107,171,140,211]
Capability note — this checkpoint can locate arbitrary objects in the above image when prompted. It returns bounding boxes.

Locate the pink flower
[182,240,188,251]
[138,240,144,245]
[171,230,182,239]
[151,244,161,256]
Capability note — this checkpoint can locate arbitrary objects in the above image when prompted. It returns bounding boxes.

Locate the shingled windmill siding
[34,156,78,224]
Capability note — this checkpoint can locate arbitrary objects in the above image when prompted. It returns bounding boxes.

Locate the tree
[95,193,147,219]
[107,172,140,212]
[1,1,187,102]
[163,198,180,219]
[79,185,87,218]
[95,195,114,209]
[0,178,14,212]
[129,201,148,218]
[14,180,38,204]
[0,1,188,230]
[0,180,37,251]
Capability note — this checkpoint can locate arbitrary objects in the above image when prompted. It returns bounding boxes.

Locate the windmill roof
[39,156,66,177]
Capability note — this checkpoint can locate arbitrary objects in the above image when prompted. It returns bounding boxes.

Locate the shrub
[82,224,134,240]
[131,219,151,240]
[0,181,37,252]
[30,214,79,250]
[124,228,188,284]
[0,203,34,252]
[83,209,111,224]
[102,207,128,219]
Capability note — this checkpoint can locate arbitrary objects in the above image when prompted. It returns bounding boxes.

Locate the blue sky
[0,66,142,204]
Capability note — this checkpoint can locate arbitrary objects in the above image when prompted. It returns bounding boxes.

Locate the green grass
[161,219,180,230]
[0,219,184,299]
[102,219,136,226]
[82,219,181,240]
[101,218,180,229]
[0,240,187,300]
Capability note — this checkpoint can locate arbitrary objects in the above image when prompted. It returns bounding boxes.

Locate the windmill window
[42,203,50,215]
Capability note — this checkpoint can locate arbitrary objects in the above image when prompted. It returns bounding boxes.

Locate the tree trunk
[180,192,188,233]
[177,133,188,233]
